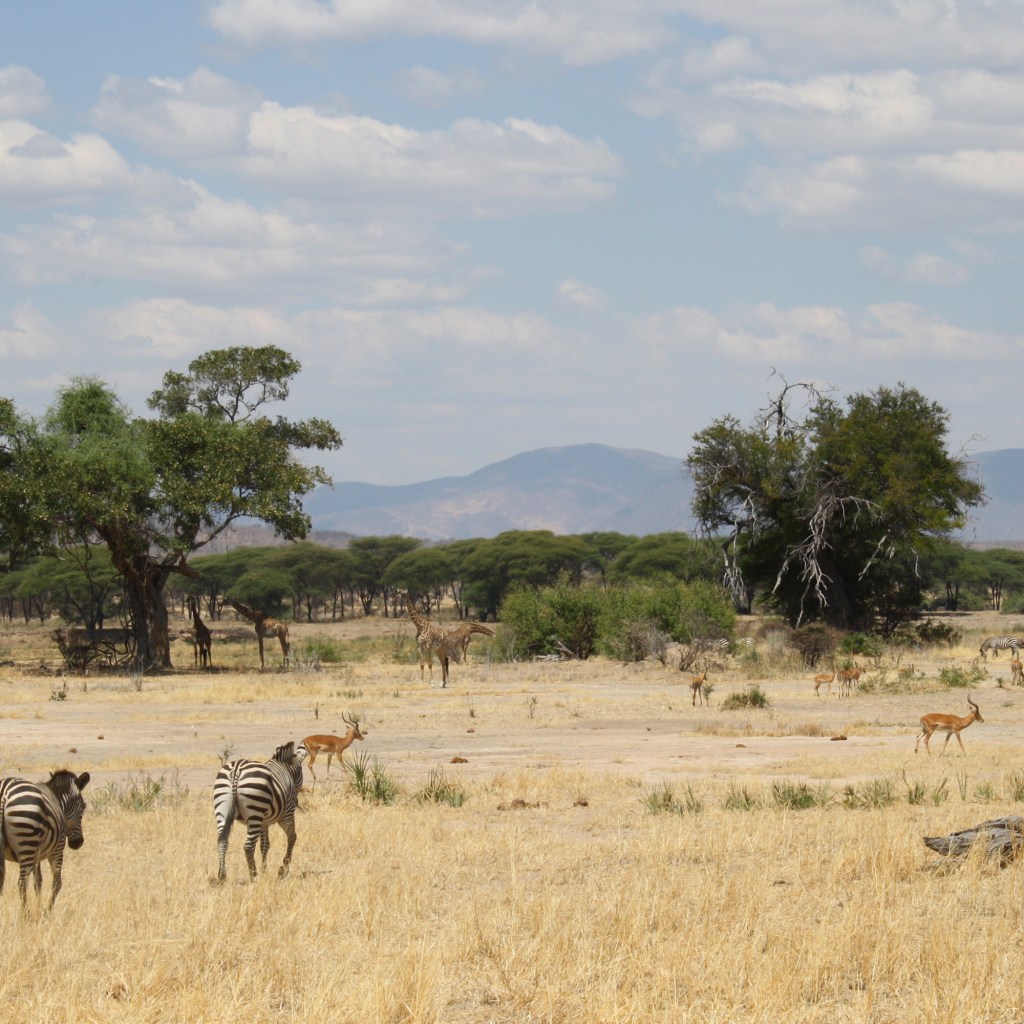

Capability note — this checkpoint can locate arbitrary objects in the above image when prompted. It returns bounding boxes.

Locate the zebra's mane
[272,742,296,763]
[47,769,85,795]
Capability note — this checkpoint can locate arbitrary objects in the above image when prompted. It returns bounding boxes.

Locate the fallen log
[924,816,1024,865]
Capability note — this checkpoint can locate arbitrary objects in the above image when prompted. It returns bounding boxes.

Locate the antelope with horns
[299,714,366,781]
[915,696,983,756]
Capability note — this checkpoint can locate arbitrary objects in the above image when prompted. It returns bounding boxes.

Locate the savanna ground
[2,609,1024,1022]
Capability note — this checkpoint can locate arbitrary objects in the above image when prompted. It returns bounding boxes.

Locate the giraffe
[226,600,290,670]
[396,588,456,687]
[187,595,213,668]
[443,621,495,664]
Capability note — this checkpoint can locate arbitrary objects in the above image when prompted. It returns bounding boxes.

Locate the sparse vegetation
[721,684,770,710]
[343,751,399,805]
[416,767,469,807]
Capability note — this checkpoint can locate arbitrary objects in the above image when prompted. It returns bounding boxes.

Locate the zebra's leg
[18,860,33,906]
[259,827,270,868]
[278,812,297,878]
[33,863,42,894]
[216,811,234,881]
[243,821,261,879]
[47,851,63,908]
[0,848,5,895]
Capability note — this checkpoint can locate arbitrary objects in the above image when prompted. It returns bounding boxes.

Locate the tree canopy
[687,383,983,630]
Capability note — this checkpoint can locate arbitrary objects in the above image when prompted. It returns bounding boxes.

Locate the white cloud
[393,65,486,107]
[0,66,50,118]
[238,104,624,212]
[1,178,444,287]
[207,0,678,65]
[0,303,61,359]
[637,300,1010,362]
[901,253,970,287]
[858,245,897,276]
[0,120,131,202]
[89,68,261,158]
[557,278,608,310]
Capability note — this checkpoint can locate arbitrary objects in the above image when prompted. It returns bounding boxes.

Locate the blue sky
[3,0,1024,483]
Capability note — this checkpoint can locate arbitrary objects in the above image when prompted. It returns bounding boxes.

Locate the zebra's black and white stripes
[979,636,1021,659]
[214,741,306,881]
[0,770,90,906]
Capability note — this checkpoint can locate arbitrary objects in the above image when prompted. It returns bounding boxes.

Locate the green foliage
[296,637,342,663]
[1008,772,1024,802]
[383,546,454,613]
[721,684,770,710]
[939,665,986,688]
[688,383,983,631]
[608,533,720,584]
[227,566,294,618]
[722,785,760,811]
[343,752,399,805]
[914,620,962,647]
[771,780,832,810]
[497,576,603,661]
[643,782,703,816]
[839,632,882,657]
[842,778,896,809]
[416,768,469,807]
[462,530,594,619]
[349,535,421,615]
[91,771,189,813]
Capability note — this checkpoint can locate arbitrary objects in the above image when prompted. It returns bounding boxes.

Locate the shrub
[939,665,986,688]
[344,752,399,805]
[842,778,895,809]
[788,624,839,667]
[722,784,760,811]
[644,782,703,816]
[839,632,882,658]
[771,780,832,809]
[915,620,962,647]
[1008,772,1024,802]
[416,768,468,807]
[296,637,341,664]
[92,771,189,813]
[721,685,770,710]
[497,575,602,660]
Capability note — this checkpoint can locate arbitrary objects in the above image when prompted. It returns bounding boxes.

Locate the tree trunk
[817,552,856,630]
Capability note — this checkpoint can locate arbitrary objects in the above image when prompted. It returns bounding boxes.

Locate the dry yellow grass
[3,610,1024,1020]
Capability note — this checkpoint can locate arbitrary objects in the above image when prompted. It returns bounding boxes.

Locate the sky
[3,0,1024,484]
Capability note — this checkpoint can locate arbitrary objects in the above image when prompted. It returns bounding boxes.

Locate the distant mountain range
[305,444,696,540]
[209,444,1024,549]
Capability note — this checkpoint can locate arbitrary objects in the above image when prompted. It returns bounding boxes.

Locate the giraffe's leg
[279,631,289,666]
[258,633,265,671]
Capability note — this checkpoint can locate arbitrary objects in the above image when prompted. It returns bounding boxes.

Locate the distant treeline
[4,530,1023,633]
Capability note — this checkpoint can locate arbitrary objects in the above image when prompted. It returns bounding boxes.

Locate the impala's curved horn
[968,694,980,712]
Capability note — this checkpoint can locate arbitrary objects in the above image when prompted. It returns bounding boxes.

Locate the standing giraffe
[226,600,290,670]
[443,621,494,664]
[396,588,455,687]
[187,595,213,668]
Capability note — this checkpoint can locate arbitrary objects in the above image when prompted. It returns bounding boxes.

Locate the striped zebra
[0,770,90,907]
[979,636,1021,660]
[214,741,305,882]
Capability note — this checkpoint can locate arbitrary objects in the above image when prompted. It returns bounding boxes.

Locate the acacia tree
[24,346,341,668]
[687,383,983,631]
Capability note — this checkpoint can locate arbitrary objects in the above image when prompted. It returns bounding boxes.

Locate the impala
[915,696,983,756]
[300,714,366,781]
[690,671,707,706]
[836,664,863,698]
[813,671,834,697]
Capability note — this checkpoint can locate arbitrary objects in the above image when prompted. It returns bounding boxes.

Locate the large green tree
[18,346,341,668]
[687,383,983,630]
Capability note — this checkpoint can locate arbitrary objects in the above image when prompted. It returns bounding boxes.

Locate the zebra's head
[46,770,90,850]
[273,742,306,792]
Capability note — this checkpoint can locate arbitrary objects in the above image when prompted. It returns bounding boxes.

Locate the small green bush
[92,771,189,813]
[842,778,895,809]
[915,621,962,647]
[839,632,882,658]
[644,782,703,816]
[771,780,831,810]
[416,767,469,807]
[722,784,760,811]
[721,684,770,710]
[939,665,986,688]
[297,637,341,663]
[788,624,838,667]
[344,752,399,805]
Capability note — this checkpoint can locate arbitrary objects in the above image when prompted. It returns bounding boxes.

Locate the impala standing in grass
[915,696,983,756]
[300,714,366,781]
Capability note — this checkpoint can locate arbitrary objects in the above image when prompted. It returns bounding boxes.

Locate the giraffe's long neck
[404,593,430,633]
[231,601,265,626]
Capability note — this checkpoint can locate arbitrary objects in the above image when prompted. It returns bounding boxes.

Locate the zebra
[214,741,306,882]
[979,636,1021,660]
[0,770,90,907]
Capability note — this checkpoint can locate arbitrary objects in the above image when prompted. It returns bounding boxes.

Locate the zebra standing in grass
[979,636,1022,660]
[214,742,305,882]
[0,770,90,907]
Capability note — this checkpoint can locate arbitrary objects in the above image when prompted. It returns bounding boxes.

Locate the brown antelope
[813,671,834,697]
[1011,660,1023,686]
[299,714,366,780]
[915,696,983,756]
[836,664,863,698]
[690,671,707,706]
